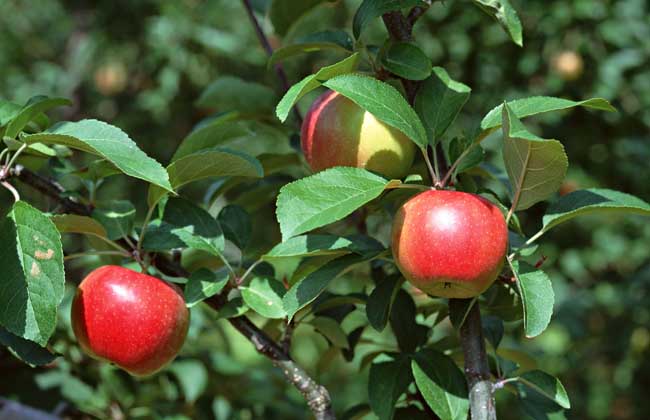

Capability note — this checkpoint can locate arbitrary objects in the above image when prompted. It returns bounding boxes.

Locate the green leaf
[4,96,71,139]
[509,260,554,338]
[51,214,108,239]
[269,30,353,65]
[0,201,65,346]
[141,198,224,256]
[173,119,292,162]
[381,42,431,81]
[185,268,229,308]
[368,357,413,420]
[283,254,372,320]
[310,316,349,348]
[276,167,390,241]
[502,103,568,211]
[264,234,384,260]
[482,314,504,349]
[168,360,208,403]
[323,73,428,148]
[518,370,571,409]
[196,76,276,114]
[241,277,287,319]
[276,53,360,122]
[0,326,58,367]
[352,0,425,39]
[25,120,173,192]
[92,200,136,240]
[444,137,484,174]
[217,205,252,250]
[366,275,403,332]
[0,100,22,127]
[269,0,332,36]
[541,188,650,235]
[415,67,471,144]
[215,297,248,319]
[390,289,428,352]
[148,147,263,207]
[480,96,616,131]
[412,349,469,420]
[472,0,523,46]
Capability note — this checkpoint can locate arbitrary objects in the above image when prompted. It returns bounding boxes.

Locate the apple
[71,265,189,376]
[391,190,508,298]
[301,90,416,179]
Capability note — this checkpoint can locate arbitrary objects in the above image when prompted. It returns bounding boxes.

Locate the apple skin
[71,265,189,376]
[301,90,416,179]
[391,190,508,298]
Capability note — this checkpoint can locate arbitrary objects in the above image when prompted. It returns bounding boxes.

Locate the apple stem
[1,180,20,202]
[450,298,497,420]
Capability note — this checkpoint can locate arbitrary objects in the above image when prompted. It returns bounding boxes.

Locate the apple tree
[1,1,649,419]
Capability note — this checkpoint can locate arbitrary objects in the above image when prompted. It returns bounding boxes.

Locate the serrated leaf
[0,201,65,346]
[276,53,360,122]
[0,326,58,367]
[196,76,276,114]
[217,205,252,250]
[366,275,403,332]
[502,103,568,211]
[269,30,353,66]
[415,67,471,143]
[24,119,173,192]
[283,253,372,320]
[141,198,224,256]
[92,200,136,240]
[509,260,554,338]
[4,96,71,139]
[368,357,413,420]
[310,316,349,348]
[148,147,263,207]
[540,188,650,235]
[381,42,431,81]
[323,73,427,148]
[472,0,523,46]
[51,214,108,238]
[185,268,229,307]
[480,97,616,131]
[412,349,469,420]
[264,234,384,260]
[353,0,425,39]
[276,167,390,241]
[241,277,287,319]
[518,370,571,409]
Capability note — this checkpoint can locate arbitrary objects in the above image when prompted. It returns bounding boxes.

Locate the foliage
[1,1,650,419]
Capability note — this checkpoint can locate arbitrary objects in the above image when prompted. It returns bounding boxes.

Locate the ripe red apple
[301,90,416,179]
[391,190,508,298]
[71,265,189,376]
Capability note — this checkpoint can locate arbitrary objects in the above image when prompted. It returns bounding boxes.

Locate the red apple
[71,265,189,376]
[301,90,416,179]
[391,190,508,298]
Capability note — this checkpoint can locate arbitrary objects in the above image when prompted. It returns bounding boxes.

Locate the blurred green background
[1,0,649,419]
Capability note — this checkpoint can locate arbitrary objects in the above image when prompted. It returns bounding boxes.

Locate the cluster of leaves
[2,0,650,419]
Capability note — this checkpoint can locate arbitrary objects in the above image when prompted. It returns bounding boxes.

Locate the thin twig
[10,165,91,215]
[241,0,303,124]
